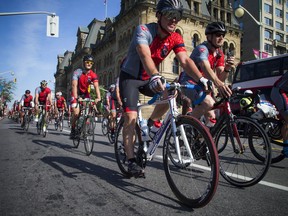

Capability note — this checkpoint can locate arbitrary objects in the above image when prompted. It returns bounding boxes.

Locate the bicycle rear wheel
[215,116,271,187]
[163,115,219,208]
[114,118,142,177]
[84,115,95,156]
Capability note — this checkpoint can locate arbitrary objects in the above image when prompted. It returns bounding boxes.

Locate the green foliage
[89,84,107,114]
[0,79,16,103]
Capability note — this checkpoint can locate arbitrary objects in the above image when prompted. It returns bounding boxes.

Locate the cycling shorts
[119,72,154,112]
[271,87,288,118]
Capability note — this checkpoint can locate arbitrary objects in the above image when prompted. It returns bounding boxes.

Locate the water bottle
[149,120,161,139]
[140,119,150,141]
[78,116,84,128]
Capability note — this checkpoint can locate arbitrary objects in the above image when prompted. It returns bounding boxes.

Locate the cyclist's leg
[70,101,80,138]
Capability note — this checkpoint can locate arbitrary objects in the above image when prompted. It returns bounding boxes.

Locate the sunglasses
[85,61,94,65]
[162,10,182,22]
[215,32,225,38]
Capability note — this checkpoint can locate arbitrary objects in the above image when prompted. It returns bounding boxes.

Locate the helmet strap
[207,35,221,49]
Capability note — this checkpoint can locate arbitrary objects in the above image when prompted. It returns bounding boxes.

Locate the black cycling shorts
[119,72,154,112]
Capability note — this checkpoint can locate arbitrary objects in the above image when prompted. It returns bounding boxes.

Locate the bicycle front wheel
[163,115,219,208]
[215,116,271,187]
[101,117,109,136]
[24,115,30,131]
[83,115,95,156]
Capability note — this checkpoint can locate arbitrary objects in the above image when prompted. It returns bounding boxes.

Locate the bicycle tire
[84,115,95,156]
[55,120,58,131]
[101,117,109,136]
[24,115,30,131]
[114,117,142,178]
[215,116,271,187]
[163,115,219,208]
[256,118,284,164]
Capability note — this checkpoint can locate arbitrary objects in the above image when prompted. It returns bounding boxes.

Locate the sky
[0,0,120,107]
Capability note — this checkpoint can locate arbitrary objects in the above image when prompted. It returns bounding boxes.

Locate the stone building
[55,0,242,102]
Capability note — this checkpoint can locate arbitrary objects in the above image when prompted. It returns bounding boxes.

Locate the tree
[0,79,16,104]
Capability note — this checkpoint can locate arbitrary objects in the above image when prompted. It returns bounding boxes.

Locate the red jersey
[72,69,98,95]
[20,94,33,107]
[35,87,51,103]
[56,96,66,109]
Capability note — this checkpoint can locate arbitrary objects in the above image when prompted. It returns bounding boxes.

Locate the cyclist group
[9,0,288,178]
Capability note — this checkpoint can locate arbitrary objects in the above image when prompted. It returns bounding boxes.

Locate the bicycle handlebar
[148,83,206,106]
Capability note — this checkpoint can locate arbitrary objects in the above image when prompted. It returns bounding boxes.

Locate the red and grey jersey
[20,94,33,107]
[35,87,51,103]
[274,72,288,92]
[72,68,98,95]
[121,22,186,80]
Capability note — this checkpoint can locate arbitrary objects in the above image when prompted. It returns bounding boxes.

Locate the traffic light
[46,15,59,37]
[14,78,17,83]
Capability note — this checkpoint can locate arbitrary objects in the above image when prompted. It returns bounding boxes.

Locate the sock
[147,118,155,128]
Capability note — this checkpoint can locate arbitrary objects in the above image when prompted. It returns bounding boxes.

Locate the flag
[253,49,259,59]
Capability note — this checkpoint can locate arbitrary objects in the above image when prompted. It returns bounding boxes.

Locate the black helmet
[83,54,94,63]
[25,90,31,94]
[156,0,183,16]
[40,80,48,86]
[205,22,227,35]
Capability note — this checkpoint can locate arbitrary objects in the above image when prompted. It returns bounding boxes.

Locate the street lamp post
[235,4,263,59]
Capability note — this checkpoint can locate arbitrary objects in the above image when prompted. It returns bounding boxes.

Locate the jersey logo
[141,25,148,31]
[199,48,206,53]
[161,44,169,58]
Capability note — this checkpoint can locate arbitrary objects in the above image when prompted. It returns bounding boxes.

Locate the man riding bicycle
[70,54,101,139]
[54,91,68,124]
[179,21,234,126]
[270,72,288,157]
[34,80,52,122]
[119,0,210,176]
[19,89,34,127]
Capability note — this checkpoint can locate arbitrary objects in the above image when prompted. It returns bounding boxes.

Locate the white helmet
[56,91,62,96]
[244,90,253,95]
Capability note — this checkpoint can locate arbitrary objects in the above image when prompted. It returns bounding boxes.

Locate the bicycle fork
[228,118,245,154]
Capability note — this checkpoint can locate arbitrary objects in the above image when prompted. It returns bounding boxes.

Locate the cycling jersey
[20,94,33,107]
[180,41,225,82]
[55,96,66,109]
[35,87,51,103]
[72,68,98,96]
[121,22,186,81]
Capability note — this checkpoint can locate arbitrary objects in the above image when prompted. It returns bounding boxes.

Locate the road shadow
[41,155,195,212]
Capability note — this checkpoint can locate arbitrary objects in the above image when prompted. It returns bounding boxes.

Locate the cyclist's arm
[136,44,159,76]
[198,60,224,88]
[72,79,78,99]
[93,81,101,102]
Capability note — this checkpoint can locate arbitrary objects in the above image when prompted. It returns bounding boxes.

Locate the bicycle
[106,107,123,144]
[114,83,219,208]
[22,107,32,131]
[72,98,96,156]
[36,105,49,137]
[54,108,64,132]
[208,88,271,187]
[237,90,285,164]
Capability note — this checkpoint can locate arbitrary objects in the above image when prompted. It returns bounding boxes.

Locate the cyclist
[179,21,234,126]
[70,54,101,139]
[239,90,255,115]
[106,84,117,139]
[54,91,68,124]
[34,80,53,123]
[270,72,288,157]
[119,0,210,176]
[19,90,34,127]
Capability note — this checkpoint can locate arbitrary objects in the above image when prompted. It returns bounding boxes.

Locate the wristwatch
[224,68,232,73]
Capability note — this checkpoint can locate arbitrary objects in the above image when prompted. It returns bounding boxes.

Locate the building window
[276,21,283,30]
[275,8,283,18]
[264,43,273,54]
[213,8,218,19]
[264,29,273,39]
[193,2,199,14]
[264,3,272,14]
[172,58,179,74]
[286,12,288,20]
[192,34,199,49]
[264,17,272,26]
[275,0,282,5]
[220,11,225,22]
[227,13,232,24]
[276,32,284,42]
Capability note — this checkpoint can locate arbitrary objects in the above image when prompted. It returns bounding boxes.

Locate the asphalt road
[0,117,288,216]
